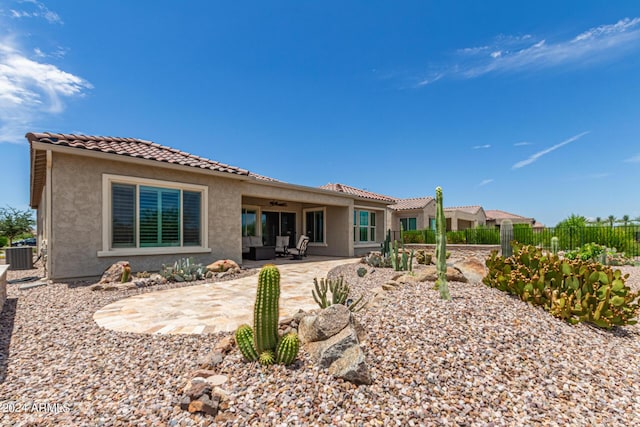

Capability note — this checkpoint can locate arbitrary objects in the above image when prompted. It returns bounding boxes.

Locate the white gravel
[1,259,640,426]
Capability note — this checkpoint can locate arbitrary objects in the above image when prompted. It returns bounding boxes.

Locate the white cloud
[477,179,494,187]
[0,38,91,143]
[472,144,491,149]
[512,131,590,169]
[514,141,531,146]
[419,18,640,85]
[625,154,640,163]
[8,0,62,24]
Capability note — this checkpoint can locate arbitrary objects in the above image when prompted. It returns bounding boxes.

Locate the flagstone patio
[93,257,359,334]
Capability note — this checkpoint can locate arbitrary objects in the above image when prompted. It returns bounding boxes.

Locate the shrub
[483,243,640,329]
[0,235,7,248]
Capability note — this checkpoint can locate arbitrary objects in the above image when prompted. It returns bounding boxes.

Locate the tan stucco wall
[49,152,243,280]
[312,205,351,257]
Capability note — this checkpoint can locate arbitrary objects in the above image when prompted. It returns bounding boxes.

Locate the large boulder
[298,304,351,344]
[416,266,467,283]
[301,305,371,385]
[453,258,487,284]
[99,261,132,284]
[327,345,372,385]
[306,325,361,368]
[206,259,240,273]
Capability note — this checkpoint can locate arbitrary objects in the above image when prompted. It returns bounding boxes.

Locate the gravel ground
[1,260,640,426]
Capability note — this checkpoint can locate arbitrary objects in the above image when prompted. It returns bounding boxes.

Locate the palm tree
[608,215,616,228]
[620,215,630,227]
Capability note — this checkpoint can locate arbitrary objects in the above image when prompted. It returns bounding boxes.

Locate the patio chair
[289,235,310,260]
[275,235,290,257]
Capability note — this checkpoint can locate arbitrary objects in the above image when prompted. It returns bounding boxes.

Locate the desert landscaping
[1,246,640,426]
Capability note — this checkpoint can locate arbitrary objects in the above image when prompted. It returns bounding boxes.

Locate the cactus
[120,264,131,283]
[275,332,300,365]
[235,264,300,366]
[160,257,206,282]
[254,264,280,353]
[381,229,391,258]
[357,267,367,277]
[551,236,559,255]
[484,243,640,328]
[259,350,275,366]
[500,220,514,257]
[235,324,259,362]
[312,276,366,312]
[435,186,451,300]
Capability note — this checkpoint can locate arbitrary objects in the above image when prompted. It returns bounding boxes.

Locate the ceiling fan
[269,200,287,207]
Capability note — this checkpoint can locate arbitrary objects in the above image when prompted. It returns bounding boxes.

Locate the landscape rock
[298,304,351,344]
[189,369,217,379]
[416,266,467,283]
[327,345,372,385]
[183,380,212,400]
[213,335,235,354]
[205,375,228,386]
[207,259,240,273]
[188,393,219,416]
[453,258,488,284]
[306,325,360,368]
[198,351,224,369]
[99,261,132,284]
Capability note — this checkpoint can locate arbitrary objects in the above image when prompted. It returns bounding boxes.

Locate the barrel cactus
[235,264,300,366]
[435,186,451,300]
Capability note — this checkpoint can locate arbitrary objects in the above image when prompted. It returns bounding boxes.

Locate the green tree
[556,214,587,228]
[607,215,616,228]
[620,215,630,227]
[0,206,35,246]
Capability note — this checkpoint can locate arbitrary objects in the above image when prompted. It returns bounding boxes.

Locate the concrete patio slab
[93,257,359,335]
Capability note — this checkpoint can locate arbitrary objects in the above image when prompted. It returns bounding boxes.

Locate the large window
[305,208,325,243]
[400,217,417,231]
[242,208,258,237]
[354,209,377,243]
[103,175,207,254]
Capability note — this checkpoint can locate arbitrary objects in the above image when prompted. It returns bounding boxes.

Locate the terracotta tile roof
[319,183,396,203]
[485,209,530,220]
[444,205,483,214]
[389,197,434,211]
[26,132,251,176]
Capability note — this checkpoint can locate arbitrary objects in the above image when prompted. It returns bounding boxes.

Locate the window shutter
[112,184,136,248]
[183,191,201,246]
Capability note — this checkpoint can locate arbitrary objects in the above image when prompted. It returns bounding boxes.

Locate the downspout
[45,150,52,280]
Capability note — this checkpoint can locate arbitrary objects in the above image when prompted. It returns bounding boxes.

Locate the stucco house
[387,197,436,231]
[485,209,536,229]
[28,133,392,280]
[443,206,487,230]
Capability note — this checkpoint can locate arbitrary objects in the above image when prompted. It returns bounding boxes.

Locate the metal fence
[392,225,640,256]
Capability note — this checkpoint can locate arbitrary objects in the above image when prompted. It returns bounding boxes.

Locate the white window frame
[98,174,210,257]
[303,207,326,246]
[354,208,379,244]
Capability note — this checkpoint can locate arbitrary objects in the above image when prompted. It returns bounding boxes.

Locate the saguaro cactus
[235,264,300,366]
[500,220,514,257]
[435,186,451,300]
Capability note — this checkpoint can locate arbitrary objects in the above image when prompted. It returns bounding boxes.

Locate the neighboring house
[443,206,487,231]
[387,197,436,232]
[318,183,394,253]
[485,209,535,229]
[28,133,392,280]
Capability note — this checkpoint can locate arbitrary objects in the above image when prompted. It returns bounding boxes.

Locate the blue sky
[1,1,639,226]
